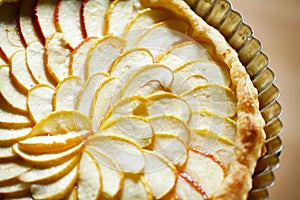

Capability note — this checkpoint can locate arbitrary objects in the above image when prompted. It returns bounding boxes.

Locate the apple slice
[10,50,37,92]
[26,42,55,87]
[18,130,91,154]
[189,110,236,142]
[54,0,83,48]
[88,147,123,199]
[90,77,122,132]
[19,155,80,183]
[0,162,30,183]
[100,115,153,148]
[157,41,213,69]
[13,142,84,167]
[143,150,177,199]
[53,75,83,111]
[18,0,41,46]
[0,66,27,112]
[81,0,110,38]
[175,174,206,200]
[119,174,152,200]
[45,32,71,83]
[27,84,54,123]
[120,64,173,97]
[29,110,91,137]
[31,164,79,200]
[0,181,30,198]
[104,0,142,36]
[86,36,126,78]
[152,133,187,167]
[0,146,17,160]
[76,72,108,117]
[63,188,77,200]
[77,150,102,200]
[109,48,154,78]
[34,0,58,43]
[146,92,191,123]
[0,127,32,145]
[70,37,98,81]
[180,84,237,117]
[150,115,190,145]
[87,134,145,173]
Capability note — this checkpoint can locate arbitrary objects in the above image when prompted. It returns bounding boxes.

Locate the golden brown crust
[141,0,266,199]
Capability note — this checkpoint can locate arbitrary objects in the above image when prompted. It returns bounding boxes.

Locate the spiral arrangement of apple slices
[0,0,237,199]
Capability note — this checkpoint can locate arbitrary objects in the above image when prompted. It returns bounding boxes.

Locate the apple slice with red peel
[88,147,123,199]
[0,162,30,183]
[143,150,177,199]
[77,150,102,200]
[86,36,126,78]
[18,0,41,46]
[26,42,55,87]
[81,0,110,38]
[19,155,80,183]
[87,134,145,173]
[70,37,98,81]
[27,84,54,123]
[45,32,71,83]
[10,50,37,92]
[104,0,142,36]
[0,66,27,112]
[100,115,153,148]
[54,0,83,48]
[34,0,58,43]
[53,76,83,111]
[146,92,191,123]
[90,77,122,132]
[0,181,30,198]
[76,72,108,117]
[180,84,237,117]
[120,64,173,97]
[0,127,32,146]
[31,164,79,200]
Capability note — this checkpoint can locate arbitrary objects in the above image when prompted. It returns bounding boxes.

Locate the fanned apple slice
[0,66,27,112]
[31,164,79,200]
[34,0,58,42]
[120,64,173,97]
[90,77,122,132]
[18,0,41,45]
[119,174,152,200]
[76,72,108,117]
[180,84,237,117]
[86,36,126,78]
[0,181,30,198]
[88,147,123,199]
[54,0,83,48]
[19,155,80,183]
[63,188,77,200]
[45,32,71,83]
[0,146,17,160]
[189,110,236,142]
[150,115,190,145]
[27,84,54,123]
[0,162,30,183]
[87,134,145,173]
[0,103,32,128]
[29,110,91,137]
[109,48,154,78]
[77,150,102,200]
[10,50,37,92]
[26,42,55,87]
[0,127,32,145]
[100,115,153,148]
[81,0,110,37]
[18,130,91,154]
[70,37,98,81]
[143,150,177,199]
[175,174,206,200]
[146,92,191,123]
[157,41,213,68]
[13,142,84,167]
[104,0,142,36]
[53,76,83,111]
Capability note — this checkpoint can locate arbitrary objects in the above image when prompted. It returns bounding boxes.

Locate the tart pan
[184,0,283,199]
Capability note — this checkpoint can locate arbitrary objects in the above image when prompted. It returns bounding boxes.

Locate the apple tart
[0,0,266,199]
